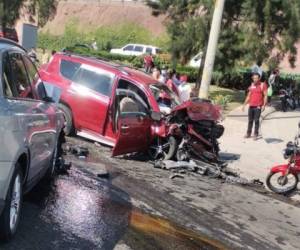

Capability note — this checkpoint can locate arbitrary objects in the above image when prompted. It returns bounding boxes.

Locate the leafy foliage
[0,0,57,27]
[38,20,169,51]
[147,0,300,71]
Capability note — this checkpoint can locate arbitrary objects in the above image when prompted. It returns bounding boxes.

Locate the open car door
[112,89,152,156]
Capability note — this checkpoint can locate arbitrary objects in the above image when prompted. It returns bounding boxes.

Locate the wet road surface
[0,163,224,250]
[2,136,300,249]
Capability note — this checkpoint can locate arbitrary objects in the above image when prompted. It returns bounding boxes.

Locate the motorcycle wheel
[281,100,287,112]
[266,172,298,194]
[148,136,177,161]
[291,99,296,110]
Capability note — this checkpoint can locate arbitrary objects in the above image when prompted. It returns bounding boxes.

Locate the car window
[9,53,34,99]
[22,55,39,86]
[134,46,144,52]
[146,47,152,54]
[60,59,81,81]
[123,45,134,51]
[2,53,15,98]
[156,48,161,54]
[117,79,150,113]
[72,65,114,97]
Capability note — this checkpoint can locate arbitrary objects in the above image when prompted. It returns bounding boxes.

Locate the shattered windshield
[150,83,180,108]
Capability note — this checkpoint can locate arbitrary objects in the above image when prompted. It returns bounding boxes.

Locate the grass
[209,85,245,115]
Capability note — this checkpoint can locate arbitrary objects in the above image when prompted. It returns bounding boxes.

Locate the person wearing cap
[242,72,268,140]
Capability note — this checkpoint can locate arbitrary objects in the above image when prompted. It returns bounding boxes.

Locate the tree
[147,0,300,71]
[0,0,58,28]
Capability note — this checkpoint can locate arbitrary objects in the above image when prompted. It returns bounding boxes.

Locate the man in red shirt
[242,73,268,140]
[144,53,154,73]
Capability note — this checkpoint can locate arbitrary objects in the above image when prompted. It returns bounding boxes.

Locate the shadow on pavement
[264,138,284,144]
[219,152,240,163]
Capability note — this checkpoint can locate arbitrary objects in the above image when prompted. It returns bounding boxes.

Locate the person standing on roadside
[267,69,279,104]
[242,72,268,140]
[144,52,154,73]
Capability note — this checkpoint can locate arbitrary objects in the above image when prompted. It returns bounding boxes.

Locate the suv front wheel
[0,164,23,241]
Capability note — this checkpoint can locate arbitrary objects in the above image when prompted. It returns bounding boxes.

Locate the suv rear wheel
[0,164,23,241]
[58,103,74,136]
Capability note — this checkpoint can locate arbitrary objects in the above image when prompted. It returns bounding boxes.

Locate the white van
[188,52,203,68]
[110,44,161,56]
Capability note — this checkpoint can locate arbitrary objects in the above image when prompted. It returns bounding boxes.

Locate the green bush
[175,66,199,82]
[212,94,233,109]
[38,20,300,89]
[38,20,169,52]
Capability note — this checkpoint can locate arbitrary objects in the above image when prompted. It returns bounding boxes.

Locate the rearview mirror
[151,111,161,121]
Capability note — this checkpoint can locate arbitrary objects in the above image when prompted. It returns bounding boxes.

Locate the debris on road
[170,173,185,179]
[55,157,72,174]
[97,171,110,179]
[66,145,89,157]
[154,158,264,187]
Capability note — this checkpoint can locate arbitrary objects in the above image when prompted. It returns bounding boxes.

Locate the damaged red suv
[39,52,223,160]
[39,52,180,155]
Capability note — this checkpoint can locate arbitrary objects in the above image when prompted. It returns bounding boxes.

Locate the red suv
[39,52,179,156]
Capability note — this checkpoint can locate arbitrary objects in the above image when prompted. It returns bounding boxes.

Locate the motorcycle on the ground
[266,122,300,194]
[148,98,224,164]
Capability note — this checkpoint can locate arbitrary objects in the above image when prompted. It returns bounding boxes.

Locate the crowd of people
[143,52,191,103]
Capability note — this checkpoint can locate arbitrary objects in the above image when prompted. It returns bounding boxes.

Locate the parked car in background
[0,38,65,241]
[188,52,203,68]
[0,26,19,43]
[110,44,161,56]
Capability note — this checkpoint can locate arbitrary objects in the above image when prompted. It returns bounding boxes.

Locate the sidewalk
[219,104,279,182]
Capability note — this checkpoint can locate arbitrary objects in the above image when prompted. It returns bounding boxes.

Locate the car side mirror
[151,111,161,121]
[37,81,61,104]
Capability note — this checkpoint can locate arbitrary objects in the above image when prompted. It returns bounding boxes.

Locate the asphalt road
[1,136,300,250]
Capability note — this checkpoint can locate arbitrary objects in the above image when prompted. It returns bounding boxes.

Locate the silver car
[0,39,65,241]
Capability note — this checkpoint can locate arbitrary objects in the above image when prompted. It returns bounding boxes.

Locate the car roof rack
[0,38,26,52]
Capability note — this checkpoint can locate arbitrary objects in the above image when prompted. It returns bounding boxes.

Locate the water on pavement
[0,164,226,250]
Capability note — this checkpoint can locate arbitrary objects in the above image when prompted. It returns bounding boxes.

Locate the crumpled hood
[171,99,221,121]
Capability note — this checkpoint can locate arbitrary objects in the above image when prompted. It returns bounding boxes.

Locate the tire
[58,103,74,136]
[266,172,298,194]
[148,136,177,160]
[291,99,296,110]
[0,164,23,241]
[163,136,178,160]
[44,140,58,180]
[281,100,286,112]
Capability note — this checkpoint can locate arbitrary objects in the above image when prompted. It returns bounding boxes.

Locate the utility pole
[199,0,225,99]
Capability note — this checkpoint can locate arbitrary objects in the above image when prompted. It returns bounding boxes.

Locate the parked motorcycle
[266,122,300,194]
[148,98,224,163]
[279,87,296,112]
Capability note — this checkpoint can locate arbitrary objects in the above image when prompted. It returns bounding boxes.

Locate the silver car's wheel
[9,174,21,232]
[0,164,23,241]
